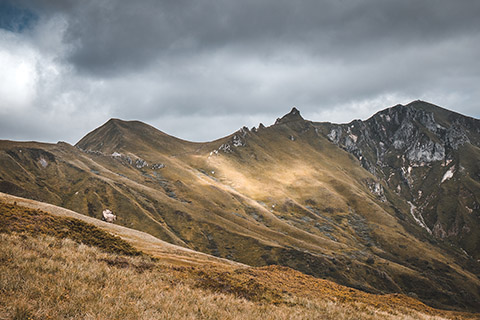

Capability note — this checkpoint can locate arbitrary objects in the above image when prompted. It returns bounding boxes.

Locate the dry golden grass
[0,192,244,269]
[1,200,475,320]
[0,202,142,256]
[0,232,461,320]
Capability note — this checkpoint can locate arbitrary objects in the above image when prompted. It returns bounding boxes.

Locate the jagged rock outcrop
[215,126,250,154]
[152,163,166,170]
[314,100,480,257]
[322,102,477,169]
[135,158,148,169]
[275,107,303,124]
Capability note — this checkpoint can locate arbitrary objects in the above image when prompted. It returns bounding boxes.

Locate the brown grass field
[1,197,478,319]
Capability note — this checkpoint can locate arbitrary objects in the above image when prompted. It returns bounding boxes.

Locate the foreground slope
[0,192,242,267]
[1,199,475,319]
[0,102,479,311]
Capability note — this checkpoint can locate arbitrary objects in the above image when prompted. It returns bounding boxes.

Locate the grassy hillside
[0,192,242,268]
[1,200,475,319]
[0,106,479,311]
[0,202,141,256]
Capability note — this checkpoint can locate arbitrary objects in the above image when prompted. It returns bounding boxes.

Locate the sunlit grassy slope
[1,200,476,320]
[0,109,479,311]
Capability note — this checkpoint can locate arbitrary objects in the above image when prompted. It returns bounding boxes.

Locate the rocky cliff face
[323,102,477,171]
[314,101,480,258]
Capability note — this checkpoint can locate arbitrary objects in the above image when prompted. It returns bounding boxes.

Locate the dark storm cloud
[12,1,480,74]
[32,0,480,76]
[1,0,479,143]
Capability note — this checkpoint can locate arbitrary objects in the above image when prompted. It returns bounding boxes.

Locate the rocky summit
[1,100,480,312]
[315,101,480,255]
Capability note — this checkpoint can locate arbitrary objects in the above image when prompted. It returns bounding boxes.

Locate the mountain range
[1,100,479,312]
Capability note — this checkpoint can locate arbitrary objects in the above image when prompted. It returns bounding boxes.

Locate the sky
[0,0,479,144]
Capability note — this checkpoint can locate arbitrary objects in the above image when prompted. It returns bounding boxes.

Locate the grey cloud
[20,0,480,75]
[0,0,479,144]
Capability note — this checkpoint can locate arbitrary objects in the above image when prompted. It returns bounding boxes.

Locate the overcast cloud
[0,0,479,143]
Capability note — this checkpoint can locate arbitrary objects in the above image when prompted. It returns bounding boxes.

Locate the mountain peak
[75,118,197,154]
[290,106,300,115]
[275,106,304,125]
[104,118,125,126]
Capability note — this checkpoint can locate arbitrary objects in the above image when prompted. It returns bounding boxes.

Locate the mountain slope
[0,102,479,311]
[314,100,480,258]
[3,199,474,319]
[0,192,242,268]
[76,118,209,155]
